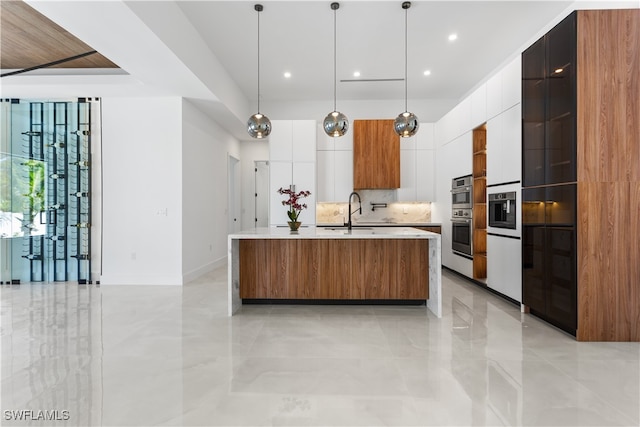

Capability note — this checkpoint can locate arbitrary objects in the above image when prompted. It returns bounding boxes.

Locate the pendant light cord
[333,6,337,112]
[404,5,408,112]
[257,7,261,114]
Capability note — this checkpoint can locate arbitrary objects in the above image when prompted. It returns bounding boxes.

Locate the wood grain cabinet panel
[397,239,430,299]
[239,240,270,298]
[292,239,321,299]
[239,239,428,301]
[353,120,400,189]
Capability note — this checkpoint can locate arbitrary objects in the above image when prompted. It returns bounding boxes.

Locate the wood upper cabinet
[353,119,400,189]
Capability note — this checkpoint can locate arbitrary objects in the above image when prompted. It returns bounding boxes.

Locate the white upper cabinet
[317,122,353,151]
[416,149,435,201]
[268,120,294,161]
[316,150,335,201]
[486,115,503,186]
[316,122,353,202]
[292,120,316,162]
[335,127,353,151]
[486,56,522,122]
[416,123,435,150]
[334,150,353,201]
[398,149,417,200]
[435,98,472,145]
[269,120,316,162]
[502,56,522,111]
[486,104,521,186]
[486,72,503,120]
[316,123,334,151]
[400,134,417,150]
[398,123,436,202]
[470,85,487,129]
[501,104,522,183]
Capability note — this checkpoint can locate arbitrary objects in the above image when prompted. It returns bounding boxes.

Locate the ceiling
[177,1,573,103]
[1,1,637,139]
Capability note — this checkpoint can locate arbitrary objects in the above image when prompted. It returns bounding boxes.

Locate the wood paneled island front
[228,227,442,317]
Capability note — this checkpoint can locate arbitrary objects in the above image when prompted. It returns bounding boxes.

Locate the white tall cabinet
[269,120,316,226]
[434,55,523,302]
[315,124,353,203]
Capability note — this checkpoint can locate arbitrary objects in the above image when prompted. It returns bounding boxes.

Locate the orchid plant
[278,187,311,223]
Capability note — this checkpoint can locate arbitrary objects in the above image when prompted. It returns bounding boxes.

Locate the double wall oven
[451,175,473,257]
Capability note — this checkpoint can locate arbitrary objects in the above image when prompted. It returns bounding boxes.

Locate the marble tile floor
[1,266,639,427]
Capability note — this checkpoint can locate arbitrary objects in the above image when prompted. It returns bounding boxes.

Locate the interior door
[254,160,269,227]
[228,155,241,233]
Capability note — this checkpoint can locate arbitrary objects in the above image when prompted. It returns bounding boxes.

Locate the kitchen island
[228,227,441,317]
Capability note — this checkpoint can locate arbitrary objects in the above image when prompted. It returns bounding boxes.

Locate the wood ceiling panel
[1,0,118,70]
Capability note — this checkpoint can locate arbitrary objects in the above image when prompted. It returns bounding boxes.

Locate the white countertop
[229,226,440,240]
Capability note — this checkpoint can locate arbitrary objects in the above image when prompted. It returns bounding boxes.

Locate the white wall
[182,100,240,282]
[101,97,183,285]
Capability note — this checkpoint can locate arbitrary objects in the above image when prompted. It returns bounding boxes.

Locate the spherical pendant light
[323,2,348,137]
[394,111,419,137]
[247,4,271,139]
[394,1,419,138]
[323,110,349,137]
[247,113,272,139]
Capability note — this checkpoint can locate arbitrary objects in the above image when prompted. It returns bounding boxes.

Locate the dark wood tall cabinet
[522,9,640,341]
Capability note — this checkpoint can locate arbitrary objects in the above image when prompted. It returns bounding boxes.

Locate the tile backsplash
[316,190,431,224]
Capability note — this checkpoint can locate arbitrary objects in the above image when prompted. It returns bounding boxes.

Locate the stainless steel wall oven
[451,175,473,257]
[451,175,473,209]
[452,209,473,257]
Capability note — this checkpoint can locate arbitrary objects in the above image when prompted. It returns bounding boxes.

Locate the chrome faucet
[345,191,362,230]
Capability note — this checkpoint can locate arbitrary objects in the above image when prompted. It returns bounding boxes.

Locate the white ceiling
[3,0,638,140]
[178,1,573,103]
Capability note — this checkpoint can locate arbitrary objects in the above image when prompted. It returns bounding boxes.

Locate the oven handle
[451,218,472,223]
[451,187,471,193]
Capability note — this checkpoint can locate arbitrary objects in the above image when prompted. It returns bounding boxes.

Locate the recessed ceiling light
[423,70,431,76]
[284,71,292,78]
[353,71,361,77]
[448,33,458,41]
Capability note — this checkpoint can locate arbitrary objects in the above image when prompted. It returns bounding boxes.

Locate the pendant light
[394,1,419,137]
[323,2,349,137]
[247,4,272,139]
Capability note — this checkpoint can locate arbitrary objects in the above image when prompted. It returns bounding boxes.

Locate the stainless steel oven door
[452,217,473,257]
